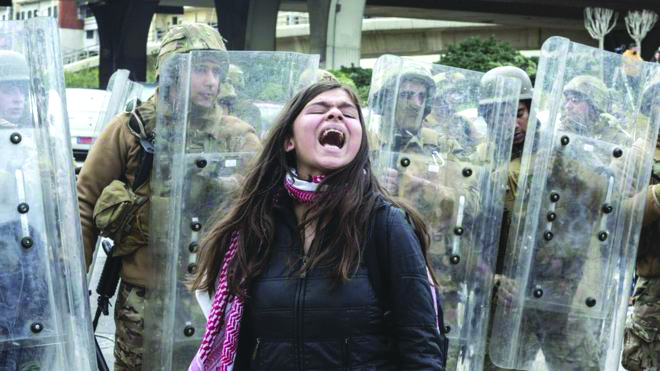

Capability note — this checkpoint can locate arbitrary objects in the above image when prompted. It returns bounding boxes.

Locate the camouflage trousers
[483,305,602,371]
[114,281,145,371]
[622,276,660,371]
[622,323,660,371]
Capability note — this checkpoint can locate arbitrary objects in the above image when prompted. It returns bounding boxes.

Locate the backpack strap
[365,199,450,337]
[124,97,155,192]
[365,201,392,319]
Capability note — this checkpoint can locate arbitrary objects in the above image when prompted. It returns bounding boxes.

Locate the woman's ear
[284,137,295,152]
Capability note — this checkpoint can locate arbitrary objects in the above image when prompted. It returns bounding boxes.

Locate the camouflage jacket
[635,145,660,278]
[626,143,660,353]
[77,95,260,286]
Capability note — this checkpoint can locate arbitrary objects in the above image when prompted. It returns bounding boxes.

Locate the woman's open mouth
[319,128,345,149]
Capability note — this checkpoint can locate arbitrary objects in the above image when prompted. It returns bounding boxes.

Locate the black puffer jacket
[234,196,445,370]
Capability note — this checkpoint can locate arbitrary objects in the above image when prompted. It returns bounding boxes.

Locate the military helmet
[371,61,436,116]
[641,69,660,116]
[317,69,340,83]
[563,75,609,113]
[156,23,228,77]
[432,71,471,107]
[227,64,245,89]
[0,50,29,83]
[482,66,533,100]
[399,63,435,96]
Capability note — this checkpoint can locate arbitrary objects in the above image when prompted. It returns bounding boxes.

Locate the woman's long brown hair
[191,81,435,297]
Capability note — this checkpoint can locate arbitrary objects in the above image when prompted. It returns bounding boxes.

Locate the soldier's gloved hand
[380,168,400,195]
[493,274,518,308]
[217,175,241,195]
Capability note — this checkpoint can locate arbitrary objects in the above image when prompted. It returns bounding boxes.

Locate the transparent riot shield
[367,54,519,370]
[0,18,95,370]
[144,50,319,370]
[489,36,660,370]
[93,69,144,139]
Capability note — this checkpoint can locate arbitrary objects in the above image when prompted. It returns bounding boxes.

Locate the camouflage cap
[0,50,29,82]
[156,23,227,76]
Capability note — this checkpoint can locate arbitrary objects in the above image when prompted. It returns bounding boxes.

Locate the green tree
[439,36,537,79]
[329,65,372,105]
[65,68,99,88]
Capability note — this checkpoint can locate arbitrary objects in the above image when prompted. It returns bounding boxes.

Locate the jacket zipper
[344,337,350,370]
[252,337,261,361]
[295,257,308,371]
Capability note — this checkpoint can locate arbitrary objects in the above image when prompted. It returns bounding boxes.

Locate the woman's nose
[326,107,343,120]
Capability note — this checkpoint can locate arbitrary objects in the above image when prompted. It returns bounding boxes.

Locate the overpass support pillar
[214,0,280,50]
[90,0,159,89]
[308,0,365,69]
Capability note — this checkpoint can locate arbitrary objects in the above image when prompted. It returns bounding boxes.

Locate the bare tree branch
[584,7,618,50]
[625,10,659,55]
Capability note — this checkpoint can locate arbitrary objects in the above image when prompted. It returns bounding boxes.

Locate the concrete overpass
[86,0,660,87]
[276,17,596,59]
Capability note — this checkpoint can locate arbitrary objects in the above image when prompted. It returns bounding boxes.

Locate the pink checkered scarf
[284,169,325,204]
[189,170,324,371]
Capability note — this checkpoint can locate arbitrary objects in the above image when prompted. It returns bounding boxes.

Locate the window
[47,7,51,17]
[85,7,93,18]
[172,16,178,25]
[86,30,94,39]
[27,11,32,19]
[53,6,57,18]
[34,10,38,17]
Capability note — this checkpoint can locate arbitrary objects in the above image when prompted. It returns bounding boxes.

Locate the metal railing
[63,45,100,65]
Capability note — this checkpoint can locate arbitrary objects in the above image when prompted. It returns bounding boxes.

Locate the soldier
[368,55,519,370]
[0,48,45,371]
[424,71,482,155]
[142,48,318,368]
[1,17,96,370]
[480,66,534,371]
[217,64,263,132]
[561,75,628,143]
[0,50,29,127]
[621,73,660,371]
[76,23,260,371]
[489,37,660,371]
[371,63,476,238]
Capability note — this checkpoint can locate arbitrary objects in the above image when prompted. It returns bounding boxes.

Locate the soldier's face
[285,88,362,179]
[0,82,26,122]
[395,81,428,131]
[562,92,592,132]
[190,61,223,108]
[514,102,529,144]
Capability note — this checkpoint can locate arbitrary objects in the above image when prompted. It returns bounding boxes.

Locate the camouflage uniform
[619,73,660,371]
[77,23,260,370]
[484,70,609,371]
[0,49,52,371]
[622,142,660,371]
[381,121,480,371]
